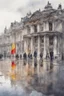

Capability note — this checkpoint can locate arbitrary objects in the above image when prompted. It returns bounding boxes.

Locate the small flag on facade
[11,61,16,70]
[11,43,16,54]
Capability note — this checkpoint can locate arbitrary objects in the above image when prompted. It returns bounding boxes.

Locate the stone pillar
[24,38,29,65]
[58,36,62,60]
[58,37,60,58]
[37,36,40,75]
[21,41,24,59]
[47,36,50,57]
[38,36,40,59]
[53,36,58,58]
[31,37,34,68]
[43,22,45,31]
[53,22,55,31]
[43,35,47,59]
[31,26,34,33]
[37,24,40,32]
[47,22,49,31]
[24,38,27,53]
[46,36,50,69]
[31,37,34,54]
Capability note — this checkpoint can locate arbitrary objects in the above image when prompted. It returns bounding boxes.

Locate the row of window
[34,36,53,46]
[34,36,44,43]
[27,24,43,33]
[27,22,53,33]
[26,36,53,46]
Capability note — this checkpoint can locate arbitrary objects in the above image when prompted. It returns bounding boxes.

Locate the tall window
[27,26,30,33]
[40,24,43,31]
[34,37,38,43]
[34,25,37,33]
[41,36,44,43]
[49,36,53,45]
[49,22,52,31]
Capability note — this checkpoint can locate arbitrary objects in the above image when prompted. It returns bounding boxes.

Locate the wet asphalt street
[0,59,64,96]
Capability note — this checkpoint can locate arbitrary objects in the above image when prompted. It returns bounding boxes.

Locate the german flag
[11,61,16,70]
[11,43,16,54]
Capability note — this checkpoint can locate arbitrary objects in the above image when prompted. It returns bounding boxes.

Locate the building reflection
[0,59,63,95]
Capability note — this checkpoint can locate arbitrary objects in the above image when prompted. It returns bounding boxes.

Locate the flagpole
[14,32,16,73]
[14,32,16,61]
[11,31,16,73]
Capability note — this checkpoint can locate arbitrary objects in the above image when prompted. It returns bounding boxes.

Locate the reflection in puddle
[0,59,63,96]
[10,73,16,80]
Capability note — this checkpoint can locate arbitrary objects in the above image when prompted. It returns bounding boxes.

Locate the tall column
[47,36,49,57]
[46,36,50,69]
[53,22,55,31]
[53,36,58,58]
[21,41,24,59]
[43,35,47,59]
[24,38,27,53]
[31,37,34,54]
[38,36,40,59]
[24,38,29,66]
[31,26,34,33]
[58,36,62,60]
[37,36,40,75]
[31,37,34,68]
[37,24,40,32]
[58,37,60,57]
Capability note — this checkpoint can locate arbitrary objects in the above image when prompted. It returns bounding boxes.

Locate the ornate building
[0,2,64,60]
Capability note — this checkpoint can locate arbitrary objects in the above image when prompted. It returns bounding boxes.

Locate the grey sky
[0,0,64,34]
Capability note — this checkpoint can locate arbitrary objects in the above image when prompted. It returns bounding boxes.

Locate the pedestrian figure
[23,53,27,60]
[40,53,43,58]
[50,52,53,61]
[34,51,37,58]
[20,54,22,59]
[15,54,19,60]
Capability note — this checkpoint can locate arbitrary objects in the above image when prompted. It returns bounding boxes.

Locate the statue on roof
[58,4,62,10]
[27,11,32,18]
[48,1,51,5]
[11,22,13,27]
[44,1,53,10]
[4,27,7,33]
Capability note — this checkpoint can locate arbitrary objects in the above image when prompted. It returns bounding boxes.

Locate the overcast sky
[0,0,64,34]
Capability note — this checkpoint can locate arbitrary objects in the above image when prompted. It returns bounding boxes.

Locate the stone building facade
[0,2,64,60]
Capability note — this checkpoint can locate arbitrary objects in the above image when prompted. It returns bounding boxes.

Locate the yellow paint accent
[11,43,16,50]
